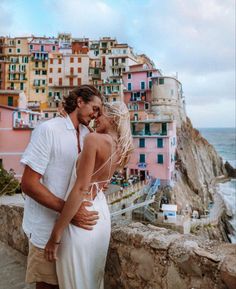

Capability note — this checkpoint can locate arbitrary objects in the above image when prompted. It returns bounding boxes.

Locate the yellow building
[2,37,30,99]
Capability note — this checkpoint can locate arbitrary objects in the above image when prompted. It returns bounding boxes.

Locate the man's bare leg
[36,282,59,289]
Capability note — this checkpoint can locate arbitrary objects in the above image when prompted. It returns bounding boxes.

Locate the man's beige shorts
[26,242,58,285]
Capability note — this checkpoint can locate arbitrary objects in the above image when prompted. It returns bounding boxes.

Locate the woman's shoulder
[84,132,109,145]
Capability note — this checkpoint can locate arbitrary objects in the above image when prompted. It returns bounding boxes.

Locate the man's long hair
[63,85,102,114]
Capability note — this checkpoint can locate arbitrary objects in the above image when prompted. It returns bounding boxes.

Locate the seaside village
[0,34,190,232]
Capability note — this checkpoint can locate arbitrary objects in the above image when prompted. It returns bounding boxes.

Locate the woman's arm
[44,133,98,261]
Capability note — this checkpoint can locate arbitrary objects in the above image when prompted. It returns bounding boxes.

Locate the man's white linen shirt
[21,116,89,248]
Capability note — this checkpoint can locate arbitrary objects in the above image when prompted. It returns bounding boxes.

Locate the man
[21,85,103,289]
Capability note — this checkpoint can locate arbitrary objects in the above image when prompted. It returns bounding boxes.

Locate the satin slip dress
[56,144,116,289]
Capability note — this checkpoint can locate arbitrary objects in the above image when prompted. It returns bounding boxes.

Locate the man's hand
[71,201,99,230]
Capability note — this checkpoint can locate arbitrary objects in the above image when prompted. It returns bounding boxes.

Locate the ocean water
[199,128,236,243]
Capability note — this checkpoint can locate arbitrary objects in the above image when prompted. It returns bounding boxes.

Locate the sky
[0,0,235,128]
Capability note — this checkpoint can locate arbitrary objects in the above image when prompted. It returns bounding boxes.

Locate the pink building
[0,104,41,178]
[126,118,176,185]
[123,63,161,118]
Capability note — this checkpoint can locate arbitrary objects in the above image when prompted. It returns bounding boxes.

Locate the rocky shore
[166,117,235,242]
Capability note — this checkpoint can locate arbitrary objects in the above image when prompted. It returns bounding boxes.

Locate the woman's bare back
[76,132,120,189]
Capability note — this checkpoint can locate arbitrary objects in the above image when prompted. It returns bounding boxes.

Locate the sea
[199,128,236,243]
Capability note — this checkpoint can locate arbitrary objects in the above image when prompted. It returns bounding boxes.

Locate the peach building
[126,118,176,184]
[0,104,41,178]
[28,37,59,110]
[48,52,89,108]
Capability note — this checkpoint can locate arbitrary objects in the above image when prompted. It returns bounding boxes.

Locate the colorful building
[0,104,41,178]
[123,63,162,119]
[28,37,59,110]
[47,52,89,108]
[126,118,176,185]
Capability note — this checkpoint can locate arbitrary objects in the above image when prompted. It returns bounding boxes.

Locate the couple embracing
[21,85,133,289]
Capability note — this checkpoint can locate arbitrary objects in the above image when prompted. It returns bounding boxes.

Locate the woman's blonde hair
[103,101,134,168]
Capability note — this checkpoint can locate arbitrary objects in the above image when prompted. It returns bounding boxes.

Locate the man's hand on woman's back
[71,201,99,230]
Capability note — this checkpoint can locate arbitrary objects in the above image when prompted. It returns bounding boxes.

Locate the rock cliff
[163,117,233,241]
[172,117,227,211]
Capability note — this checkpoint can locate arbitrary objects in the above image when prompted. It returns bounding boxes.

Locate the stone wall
[0,204,235,289]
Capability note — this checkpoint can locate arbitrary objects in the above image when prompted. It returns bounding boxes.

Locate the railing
[132,131,167,136]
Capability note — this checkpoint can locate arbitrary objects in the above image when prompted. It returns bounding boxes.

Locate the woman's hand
[57,101,67,118]
[44,237,60,262]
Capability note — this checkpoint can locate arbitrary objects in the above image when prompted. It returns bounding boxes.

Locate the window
[17,111,21,118]
[157,154,164,164]
[113,98,116,102]
[77,78,81,86]
[141,81,145,90]
[172,137,176,146]
[20,83,24,90]
[147,71,153,77]
[17,48,20,53]
[70,57,74,63]
[41,45,44,52]
[49,68,53,73]
[70,67,74,74]
[128,73,131,79]
[139,138,145,148]
[42,80,46,85]
[35,62,39,67]
[8,96,13,106]
[52,46,55,51]
[58,59,62,64]
[17,39,21,44]
[42,62,45,68]
[49,78,52,84]
[77,57,81,63]
[45,113,49,118]
[9,48,12,53]
[30,44,33,50]
[42,70,47,75]
[139,154,145,163]
[59,78,62,85]
[42,88,45,93]
[127,83,132,91]
[157,138,163,148]
[36,88,39,93]
[159,78,164,85]
[50,59,53,64]
[171,89,174,96]
[144,103,149,110]
[49,91,52,97]
[77,67,81,73]
[58,67,61,73]
[149,81,152,89]
[122,58,125,63]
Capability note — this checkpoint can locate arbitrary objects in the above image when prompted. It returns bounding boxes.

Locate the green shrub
[0,167,20,196]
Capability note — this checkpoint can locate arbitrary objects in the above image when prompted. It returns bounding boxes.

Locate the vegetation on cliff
[0,166,20,196]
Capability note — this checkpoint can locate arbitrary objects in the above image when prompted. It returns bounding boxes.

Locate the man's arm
[21,165,98,229]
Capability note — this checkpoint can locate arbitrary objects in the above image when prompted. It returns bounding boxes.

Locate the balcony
[65,73,77,78]
[132,131,167,137]
[27,101,40,109]
[111,63,126,69]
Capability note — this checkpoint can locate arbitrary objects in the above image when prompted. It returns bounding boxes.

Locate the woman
[44,101,133,289]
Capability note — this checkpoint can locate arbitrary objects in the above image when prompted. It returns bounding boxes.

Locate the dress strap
[91,135,116,178]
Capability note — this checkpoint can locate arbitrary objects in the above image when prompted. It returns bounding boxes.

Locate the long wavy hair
[103,101,134,168]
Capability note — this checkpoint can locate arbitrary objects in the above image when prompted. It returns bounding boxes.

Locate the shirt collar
[65,115,76,130]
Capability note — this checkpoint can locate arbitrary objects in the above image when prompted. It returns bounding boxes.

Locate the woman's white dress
[56,163,111,289]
